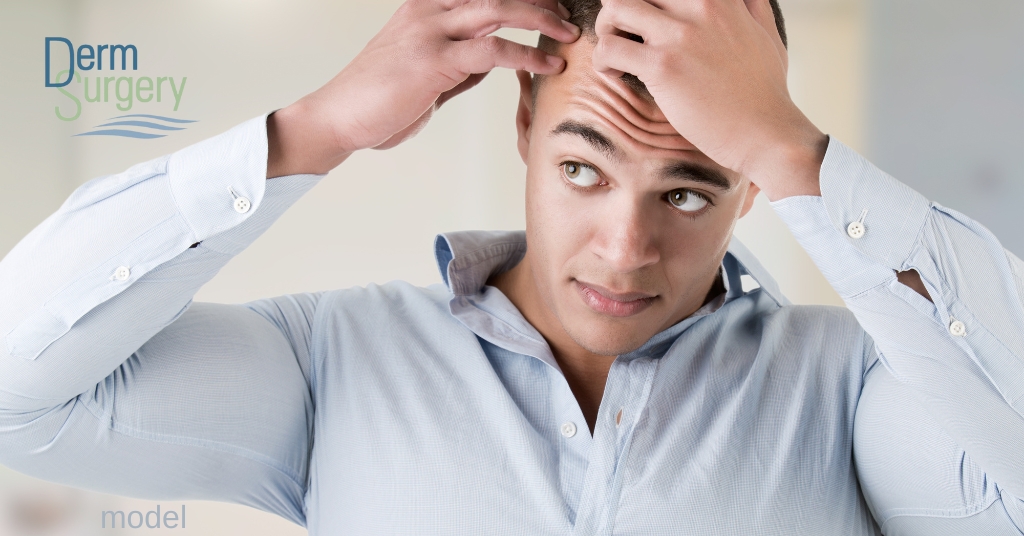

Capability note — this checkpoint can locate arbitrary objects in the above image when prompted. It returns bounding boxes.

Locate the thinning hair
[534,0,787,101]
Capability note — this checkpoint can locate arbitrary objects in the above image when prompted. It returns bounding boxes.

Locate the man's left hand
[591,0,827,200]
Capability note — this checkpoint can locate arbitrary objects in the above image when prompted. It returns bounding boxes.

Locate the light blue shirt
[1,114,1023,535]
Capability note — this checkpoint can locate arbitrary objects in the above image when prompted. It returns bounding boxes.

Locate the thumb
[436,72,489,110]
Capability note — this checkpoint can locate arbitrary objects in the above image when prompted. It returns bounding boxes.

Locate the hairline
[532,0,788,105]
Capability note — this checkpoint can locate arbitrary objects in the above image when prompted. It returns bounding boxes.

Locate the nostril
[623,32,644,44]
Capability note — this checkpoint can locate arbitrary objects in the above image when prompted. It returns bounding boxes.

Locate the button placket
[111,266,131,281]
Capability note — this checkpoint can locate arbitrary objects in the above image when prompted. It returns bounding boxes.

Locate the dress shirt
[1,113,1023,535]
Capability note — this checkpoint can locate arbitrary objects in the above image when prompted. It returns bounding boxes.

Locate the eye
[561,161,600,188]
[666,189,709,212]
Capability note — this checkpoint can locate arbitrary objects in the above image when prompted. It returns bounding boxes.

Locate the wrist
[744,116,828,202]
[266,100,351,179]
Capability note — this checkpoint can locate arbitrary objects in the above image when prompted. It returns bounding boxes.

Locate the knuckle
[536,9,561,29]
[692,0,715,18]
[524,45,546,63]
[665,22,687,44]
[477,0,505,16]
[479,35,504,54]
[652,49,674,72]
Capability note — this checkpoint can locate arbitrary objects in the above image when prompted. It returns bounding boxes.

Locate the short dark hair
[534,0,787,100]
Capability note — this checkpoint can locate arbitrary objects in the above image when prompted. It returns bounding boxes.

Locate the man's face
[514,40,759,357]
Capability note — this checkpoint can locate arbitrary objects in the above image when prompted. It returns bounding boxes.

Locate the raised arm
[583,0,1024,531]
[0,115,325,524]
[0,0,582,523]
[771,142,1024,533]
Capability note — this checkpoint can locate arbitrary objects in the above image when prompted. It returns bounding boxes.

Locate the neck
[488,252,725,433]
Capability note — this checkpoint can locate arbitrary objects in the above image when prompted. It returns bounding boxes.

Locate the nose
[590,195,660,274]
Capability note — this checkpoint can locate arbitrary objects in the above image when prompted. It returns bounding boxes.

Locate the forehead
[533,41,730,175]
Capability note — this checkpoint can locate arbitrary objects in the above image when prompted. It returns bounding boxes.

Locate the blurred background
[0,0,1020,534]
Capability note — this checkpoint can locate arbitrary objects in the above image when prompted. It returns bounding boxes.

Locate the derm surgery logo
[45,37,197,139]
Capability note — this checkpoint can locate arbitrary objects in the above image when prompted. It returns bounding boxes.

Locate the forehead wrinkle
[567,94,696,153]
[578,78,676,137]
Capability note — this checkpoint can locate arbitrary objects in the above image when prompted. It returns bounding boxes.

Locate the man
[1,0,1022,533]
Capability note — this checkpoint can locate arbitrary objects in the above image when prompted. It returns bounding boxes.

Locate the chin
[563,320,655,357]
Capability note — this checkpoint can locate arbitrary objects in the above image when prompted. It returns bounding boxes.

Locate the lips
[574,280,656,317]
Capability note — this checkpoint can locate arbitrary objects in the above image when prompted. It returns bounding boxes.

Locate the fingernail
[546,55,565,69]
[557,2,571,19]
[561,19,580,37]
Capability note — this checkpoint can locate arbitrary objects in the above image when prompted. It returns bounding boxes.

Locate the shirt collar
[433,230,789,362]
[435,230,787,304]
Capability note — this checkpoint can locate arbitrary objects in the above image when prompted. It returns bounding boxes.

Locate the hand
[590,0,827,200]
[268,0,581,178]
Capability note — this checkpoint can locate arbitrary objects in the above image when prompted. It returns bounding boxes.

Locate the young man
[2,0,1022,533]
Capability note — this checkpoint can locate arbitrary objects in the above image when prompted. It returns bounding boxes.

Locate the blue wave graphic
[75,115,198,139]
[97,121,186,131]
[75,129,167,139]
[111,114,198,124]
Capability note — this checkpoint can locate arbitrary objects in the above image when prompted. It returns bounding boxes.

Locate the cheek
[659,202,743,286]
[525,167,594,266]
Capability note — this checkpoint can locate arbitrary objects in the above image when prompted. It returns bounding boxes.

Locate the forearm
[772,137,1024,496]
[267,102,353,179]
[0,115,323,410]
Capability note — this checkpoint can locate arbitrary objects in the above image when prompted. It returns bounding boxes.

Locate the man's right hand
[268,0,580,178]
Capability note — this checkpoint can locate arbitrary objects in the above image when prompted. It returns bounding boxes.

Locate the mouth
[574,279,657,318]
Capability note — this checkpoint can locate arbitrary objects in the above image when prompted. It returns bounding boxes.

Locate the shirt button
[113,266,130,281]
[949,319,967,337]
[847,221,866,239]
[233,197,251,214]
[560,422,577,438]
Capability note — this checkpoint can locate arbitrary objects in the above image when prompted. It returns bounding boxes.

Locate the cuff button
[847,221,866,239]
[233,197,251,214]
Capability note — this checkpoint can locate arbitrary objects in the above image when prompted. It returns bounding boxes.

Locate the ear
[515,70,534,165]
[739,180,761,218]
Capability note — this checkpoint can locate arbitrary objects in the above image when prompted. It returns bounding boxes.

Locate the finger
[516,0,571,19]
[591,33,650,79]
[374,110,434,150]
[436,72,489,109]
[453,35,566,75]
[445,0,579,42]
[594,0,666,41]
[439,0,570,21]
[743,0,787,56]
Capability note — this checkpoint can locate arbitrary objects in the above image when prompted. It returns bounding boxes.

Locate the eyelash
[556,160,715,220]
[558,161,605,191]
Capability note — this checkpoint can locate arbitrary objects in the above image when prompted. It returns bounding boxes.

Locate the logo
[45,37,197,139]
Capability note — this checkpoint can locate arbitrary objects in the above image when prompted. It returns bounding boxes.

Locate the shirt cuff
[4,114,325,361]
[770,137,932,298]
[168,113,272,243]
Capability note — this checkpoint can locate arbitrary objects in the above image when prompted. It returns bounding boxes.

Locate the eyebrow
[550,120,622,161]
[659,161,733,191]
[550,119,733,191]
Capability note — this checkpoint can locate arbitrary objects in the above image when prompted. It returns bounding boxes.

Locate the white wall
[866,0,1024,257]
